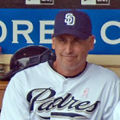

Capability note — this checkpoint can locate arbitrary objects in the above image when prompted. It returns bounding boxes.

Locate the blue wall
[0,9,120,54]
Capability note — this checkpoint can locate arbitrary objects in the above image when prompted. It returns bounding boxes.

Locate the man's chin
[64,57,76,62]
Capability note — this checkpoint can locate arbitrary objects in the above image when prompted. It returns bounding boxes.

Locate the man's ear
[52,37,55,50]
[89,35,95,50]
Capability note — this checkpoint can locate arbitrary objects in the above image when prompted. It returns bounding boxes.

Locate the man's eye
[74,37,84,43]
[74,37,80,41]
[57,37,65,42]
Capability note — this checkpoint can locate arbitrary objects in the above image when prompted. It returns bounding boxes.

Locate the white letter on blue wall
[12,20,33,43]
[101,21,120,45]
[40,20,54,44]
[0,21,7,43]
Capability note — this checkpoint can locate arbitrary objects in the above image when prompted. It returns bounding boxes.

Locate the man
[1,10,120,120]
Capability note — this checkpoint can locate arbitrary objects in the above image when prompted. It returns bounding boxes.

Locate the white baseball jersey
[1,62,120,120]
[113,101,120,120]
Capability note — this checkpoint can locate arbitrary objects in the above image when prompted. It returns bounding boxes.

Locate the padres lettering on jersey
[27,88,100,119]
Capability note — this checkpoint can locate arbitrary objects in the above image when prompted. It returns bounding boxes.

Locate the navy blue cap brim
[53,29,90,40]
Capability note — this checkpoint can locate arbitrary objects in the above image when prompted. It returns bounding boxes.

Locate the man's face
[52,34,94,72]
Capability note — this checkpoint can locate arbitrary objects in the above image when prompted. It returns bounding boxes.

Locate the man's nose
[65,42,73,54]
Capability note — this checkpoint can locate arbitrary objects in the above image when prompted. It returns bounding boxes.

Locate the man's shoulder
[13,62,49,77]
[88,63,119,80]
[89,63,113,73]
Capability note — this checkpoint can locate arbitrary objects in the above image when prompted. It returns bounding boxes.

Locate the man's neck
[53,61,87,78]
